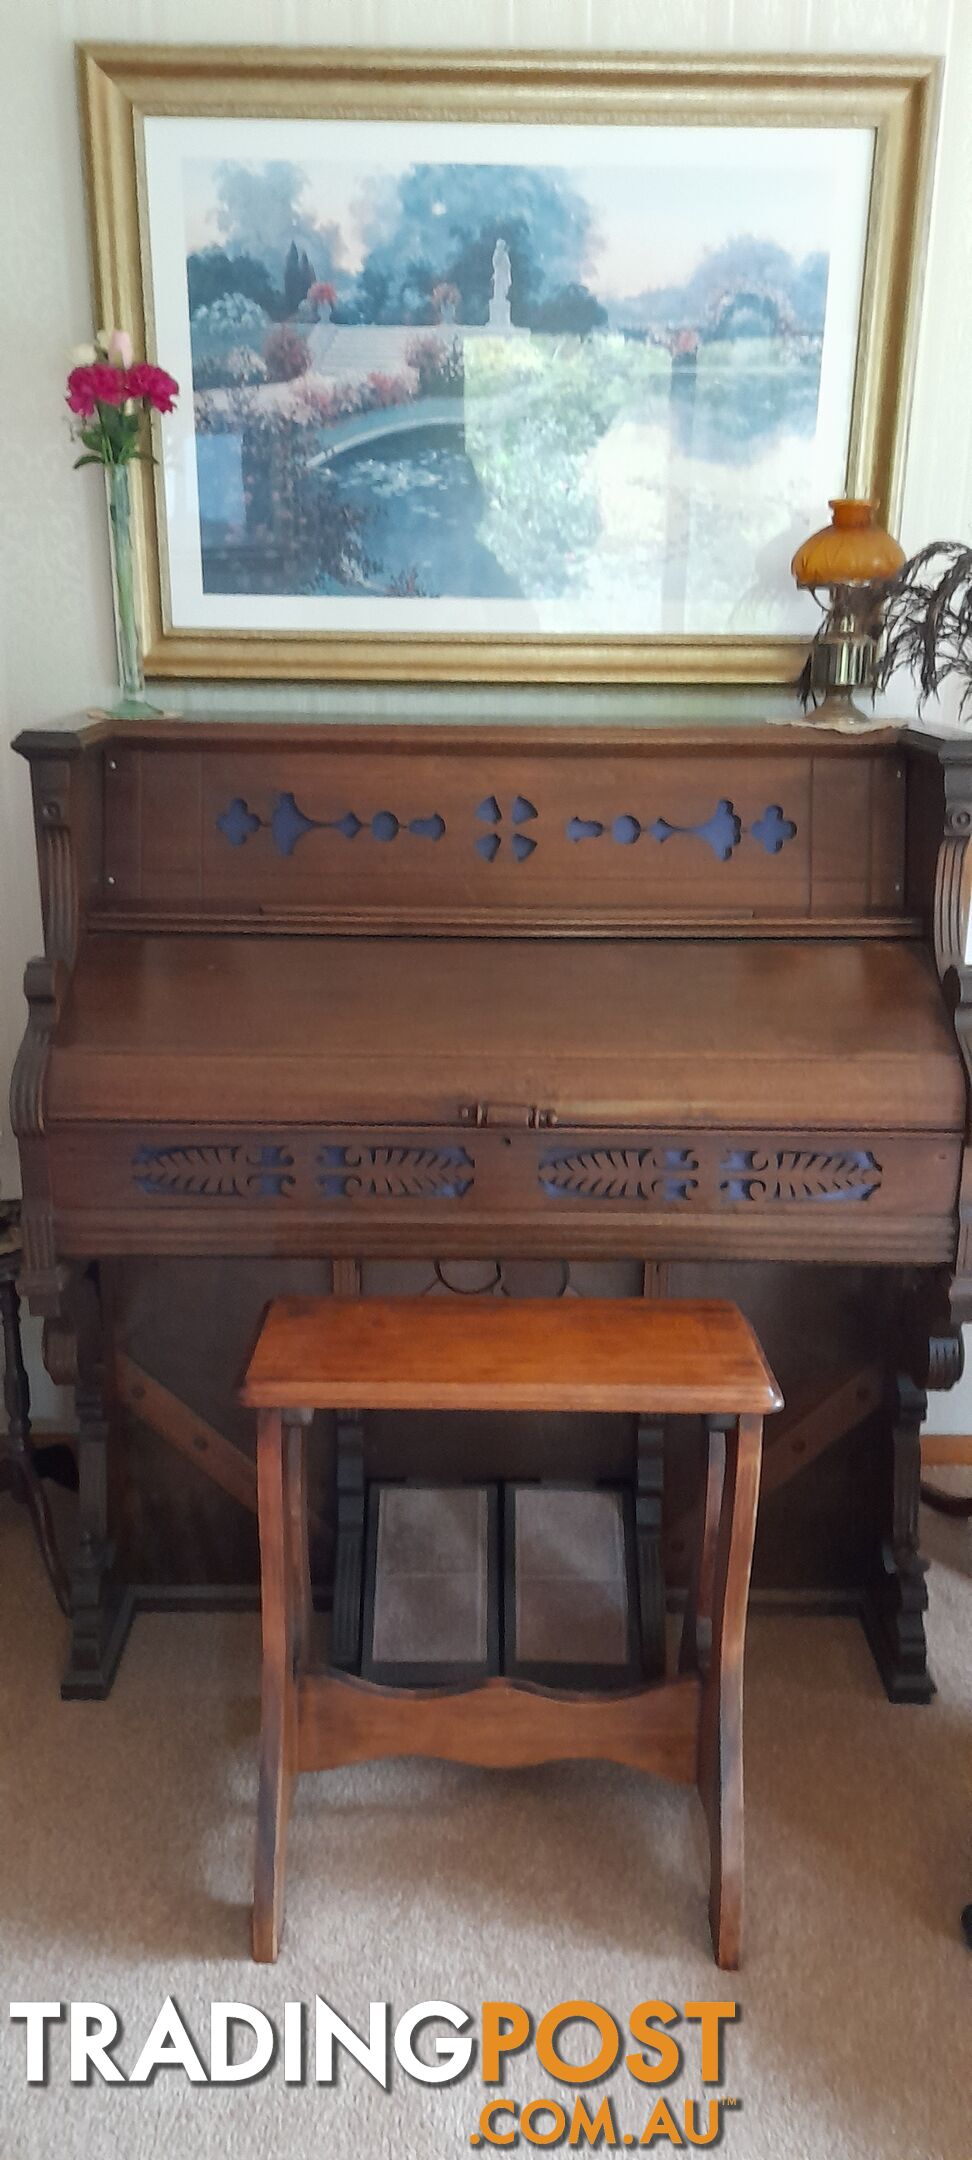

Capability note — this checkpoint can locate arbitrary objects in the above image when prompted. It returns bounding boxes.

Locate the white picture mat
[142,113,874,639]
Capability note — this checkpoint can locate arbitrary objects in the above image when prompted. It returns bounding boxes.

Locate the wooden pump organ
[11,716,972,1700]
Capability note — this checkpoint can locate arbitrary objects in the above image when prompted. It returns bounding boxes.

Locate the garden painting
[144,117,873,639]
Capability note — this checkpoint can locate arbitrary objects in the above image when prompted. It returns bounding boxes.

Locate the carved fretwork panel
[540,1142,885,1207]
[88,736,909,929]
[539,1147,699,1203]
[318,1144,475,1200]
[133,1143,297,1200]
[43,1123,959,1267]
[217,792,447,856]
[717,1149,882,1204]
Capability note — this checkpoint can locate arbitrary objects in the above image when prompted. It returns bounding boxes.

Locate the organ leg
[861,1372,934,1705]
[0,1257,71,1613]
[59,1265,135,1701]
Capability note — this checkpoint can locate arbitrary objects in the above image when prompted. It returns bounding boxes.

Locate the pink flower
[309,281,337,306]
[125,362,179,413]
[104,328,134,367]
[66,371,97,417]
[65,362,130,416]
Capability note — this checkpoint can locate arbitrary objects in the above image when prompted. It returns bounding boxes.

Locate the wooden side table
[241,1296,782,1968]
[0,1205,71,1615]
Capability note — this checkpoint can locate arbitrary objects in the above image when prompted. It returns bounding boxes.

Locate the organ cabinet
[11,717,972,1699]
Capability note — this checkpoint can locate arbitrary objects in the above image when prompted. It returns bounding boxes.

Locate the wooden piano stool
[240,1295,782,1968]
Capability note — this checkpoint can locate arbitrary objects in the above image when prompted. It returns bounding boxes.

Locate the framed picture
[78,46,939,684]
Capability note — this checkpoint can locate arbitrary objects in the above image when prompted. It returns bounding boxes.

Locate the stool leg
[679,1420,726,1677]
[697,1413,763,1971]
[253,1409,298,1964]
[286,1412,314,1671]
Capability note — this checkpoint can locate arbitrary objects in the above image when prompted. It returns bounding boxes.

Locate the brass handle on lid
[457,1102,559,1130]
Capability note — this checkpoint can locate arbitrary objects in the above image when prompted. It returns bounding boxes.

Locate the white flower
[70,343,98,366]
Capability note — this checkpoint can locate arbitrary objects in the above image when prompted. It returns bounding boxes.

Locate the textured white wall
[1,0,970,1422]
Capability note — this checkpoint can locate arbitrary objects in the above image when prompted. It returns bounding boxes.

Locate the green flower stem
[106,461,145,706]
[73,395,162,716]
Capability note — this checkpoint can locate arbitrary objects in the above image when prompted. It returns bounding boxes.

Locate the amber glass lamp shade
[791,498,905,588]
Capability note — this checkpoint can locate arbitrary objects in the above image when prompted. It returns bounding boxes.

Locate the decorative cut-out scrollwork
[216,793,445,858]
[719,1149,882,1203]
[540,1147,699,1203]
[750,804,797,854]
[565,799,797,860]
[319,1145,474,1200]
[540,1141,882,1208]
[651,800,741,860]
[133,1144,295,1199]
[475,795,538,863]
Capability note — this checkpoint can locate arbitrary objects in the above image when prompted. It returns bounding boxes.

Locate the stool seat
[241,1296,782,1415]
[241,1293,781,1971]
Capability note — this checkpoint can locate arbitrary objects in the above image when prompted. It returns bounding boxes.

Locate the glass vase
[105,462,161,718]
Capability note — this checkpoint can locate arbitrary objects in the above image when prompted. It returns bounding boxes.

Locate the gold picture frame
[77,43,940,685]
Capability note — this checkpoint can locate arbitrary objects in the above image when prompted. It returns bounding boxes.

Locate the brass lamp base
[802,612,882,730]
[804,683,880,728]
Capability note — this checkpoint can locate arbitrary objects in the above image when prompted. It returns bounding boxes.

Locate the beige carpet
[0,1508,968,2159]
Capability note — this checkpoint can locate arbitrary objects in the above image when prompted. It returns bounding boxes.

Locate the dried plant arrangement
[873,542,972,716]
